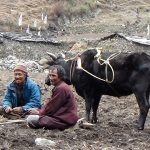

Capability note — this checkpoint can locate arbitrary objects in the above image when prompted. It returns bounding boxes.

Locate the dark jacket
[39,81,78,128]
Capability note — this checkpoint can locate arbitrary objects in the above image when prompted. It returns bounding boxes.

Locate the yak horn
[47,52,57,60]
[58,53,65,59]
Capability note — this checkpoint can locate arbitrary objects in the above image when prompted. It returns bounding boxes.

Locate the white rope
[77,51,121,83]
[97,52,121,83]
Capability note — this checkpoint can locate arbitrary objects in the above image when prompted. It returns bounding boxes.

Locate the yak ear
[47,52,57,60]
[39,58,49,65]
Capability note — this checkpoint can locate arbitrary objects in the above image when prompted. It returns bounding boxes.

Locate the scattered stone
[70,41,88,51]
[35,138,56,147]
[0,55,44,72]
[77,118,95,129]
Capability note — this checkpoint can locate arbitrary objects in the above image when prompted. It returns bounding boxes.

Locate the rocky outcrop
[0,55,43,72]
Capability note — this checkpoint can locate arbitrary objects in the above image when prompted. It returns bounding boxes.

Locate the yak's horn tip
[46,52,57,59]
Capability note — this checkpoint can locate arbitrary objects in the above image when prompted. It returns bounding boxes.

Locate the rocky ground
[0,0,150,149]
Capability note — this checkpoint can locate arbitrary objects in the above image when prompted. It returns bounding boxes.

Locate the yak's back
[98,52,150,71]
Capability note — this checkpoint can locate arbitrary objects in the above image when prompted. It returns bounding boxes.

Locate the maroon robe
[38,81,79,130]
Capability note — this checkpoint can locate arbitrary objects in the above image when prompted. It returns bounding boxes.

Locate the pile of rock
[0,55,43,72]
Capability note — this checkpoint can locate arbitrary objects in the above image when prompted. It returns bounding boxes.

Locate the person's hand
[5,106,13,113]
[12,107,23,114]
[28,108,39,115]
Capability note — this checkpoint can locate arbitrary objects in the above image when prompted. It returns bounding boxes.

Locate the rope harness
[70,59,76,84]
[77,51,121,83]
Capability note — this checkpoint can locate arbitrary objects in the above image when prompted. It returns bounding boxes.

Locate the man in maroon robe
[27,65,79,130]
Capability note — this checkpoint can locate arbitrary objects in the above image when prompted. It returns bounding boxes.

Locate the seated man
[27,65,79,130]
[0,63,41,118]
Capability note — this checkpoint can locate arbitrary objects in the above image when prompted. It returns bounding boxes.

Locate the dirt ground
[1,0,150,150]
[1,72,150,150]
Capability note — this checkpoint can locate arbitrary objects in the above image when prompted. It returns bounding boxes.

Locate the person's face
[14,70,26,84]
[49,69,61,86]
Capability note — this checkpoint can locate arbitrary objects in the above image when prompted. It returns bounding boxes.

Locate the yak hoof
[138,126,144,130]
[91,118,98,124]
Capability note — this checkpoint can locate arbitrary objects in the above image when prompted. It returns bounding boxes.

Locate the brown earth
[1,0,150,150]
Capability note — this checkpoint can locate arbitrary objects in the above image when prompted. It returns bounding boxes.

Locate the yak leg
[84,91,94,122]
[146,86,150,104]
[131,71,150,130]
[134,89,149,130]
[91,94,101,123]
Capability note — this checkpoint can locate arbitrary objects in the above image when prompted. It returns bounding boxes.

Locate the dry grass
[0,0,150,32]
[0,0,97,32]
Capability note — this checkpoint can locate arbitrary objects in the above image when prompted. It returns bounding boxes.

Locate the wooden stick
[0,119,26,125]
